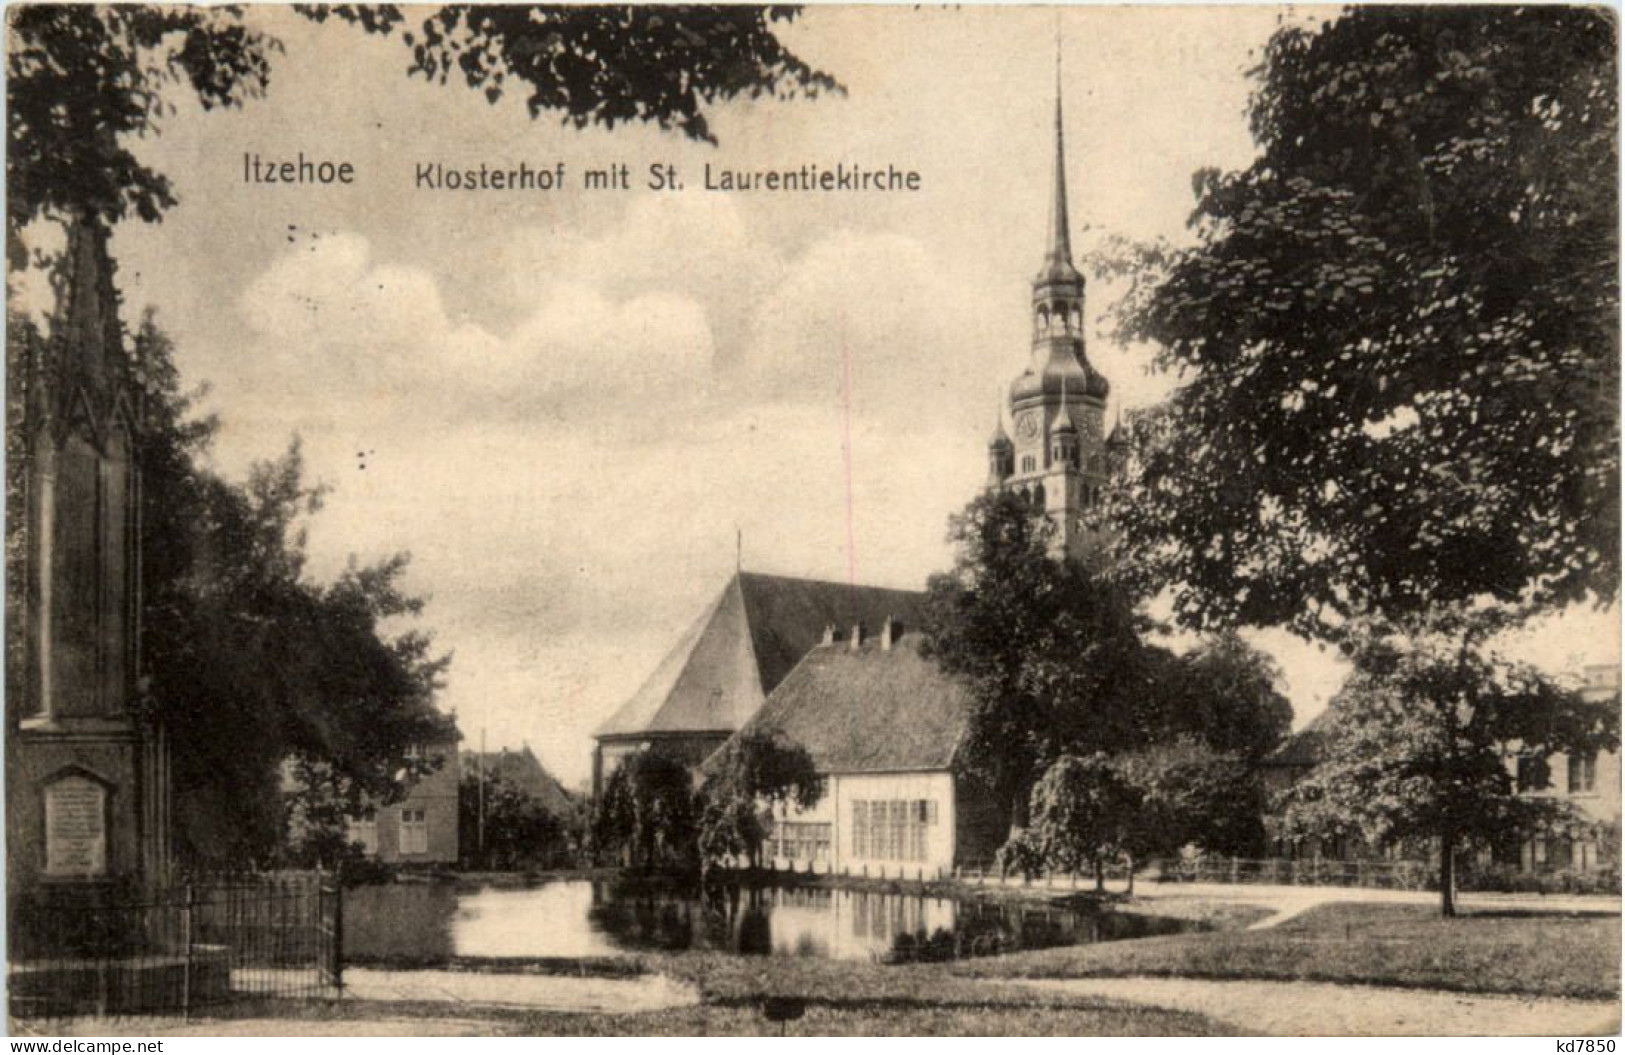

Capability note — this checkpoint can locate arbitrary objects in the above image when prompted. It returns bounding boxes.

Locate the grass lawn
[511,953,1236,1035]
[63,955,1233,1037]
[247,995,1231,1036]
[955,901,1621,1000]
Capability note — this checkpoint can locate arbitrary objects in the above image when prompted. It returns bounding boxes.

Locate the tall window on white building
[1568,753,1598,794]
[850,799,937,861]
[400,808,428,854]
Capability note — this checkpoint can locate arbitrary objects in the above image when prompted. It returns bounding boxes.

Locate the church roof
[736,632,973,774]
[1260,710,1336,769]
[594,571,924,740]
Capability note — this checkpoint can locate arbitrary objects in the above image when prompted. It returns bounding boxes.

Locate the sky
[15,5,1618,788]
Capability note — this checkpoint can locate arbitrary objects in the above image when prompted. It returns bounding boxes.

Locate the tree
[302,5,840,146]
[459,768,566,870]
[1107,6,1618,637]
[132,314,452,866]
[1113,738,1268,872]
[1279,616,1619,916]
[1026,753,1138,892]
[1146,634,1293,761]
[923,490,1151,837]
[6,6,278,259]
[592,749,698,870]
[697,727,822,868]
[7,4,838,252]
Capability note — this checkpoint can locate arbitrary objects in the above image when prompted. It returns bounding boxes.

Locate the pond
[344,878,1193,965]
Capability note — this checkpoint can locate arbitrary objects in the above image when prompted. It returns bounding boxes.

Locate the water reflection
[344,877,1191,964]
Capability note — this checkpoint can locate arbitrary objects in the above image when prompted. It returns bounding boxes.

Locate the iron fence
[8,870,342,1019]
[1150,855,1435,890]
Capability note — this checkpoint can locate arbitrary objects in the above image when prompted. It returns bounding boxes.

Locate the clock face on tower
[1016,411,1041,440]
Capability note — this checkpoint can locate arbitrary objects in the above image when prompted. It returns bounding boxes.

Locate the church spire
[1037,39,1081,287]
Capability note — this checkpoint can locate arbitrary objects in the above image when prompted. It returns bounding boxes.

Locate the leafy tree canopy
[1107,6,1619,638]
[1145,632,1293,760]
[131,313,452,866]
[1113,737,1266,861]
[6,5,277,256]
[301,4,840,145]
[460,768,568,870]
[697,727,822,867]
[1025,753,1138,889]
[7,3,838,251]
[1280,614,1619,915]
[592,748,698,870]
[923,491,1152,831]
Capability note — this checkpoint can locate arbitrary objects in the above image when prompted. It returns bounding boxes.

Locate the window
[1021,455,1036,474]
[347,816,379,853]
[1515,756,1546,793]
[771,821,831,862]
[1568,753,1598,794]
[400,808,428,854]
[850,798,936,862]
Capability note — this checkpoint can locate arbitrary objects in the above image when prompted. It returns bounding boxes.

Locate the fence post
[181,882,195,1020]
[326,870,345,998]
[1230,856,1239,885]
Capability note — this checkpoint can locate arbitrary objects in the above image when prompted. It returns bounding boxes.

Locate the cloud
[497,194,780,373]
[235,232,717,431]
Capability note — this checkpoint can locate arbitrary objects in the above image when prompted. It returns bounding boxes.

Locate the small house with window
[344,730,462,865]
[726,618,1004,875]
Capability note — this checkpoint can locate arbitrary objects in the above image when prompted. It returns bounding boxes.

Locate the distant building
[463,745,575,818]
[1511,664,1621,872]
[732,618,1004,873]
[591,571,922,795]
[1263,664,1621,873]
[346,731,461,865]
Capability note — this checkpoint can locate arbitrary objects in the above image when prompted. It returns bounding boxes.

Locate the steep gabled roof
[737,572,924,696]
[594,571,924,741]
[1262,709,1335,769]
[739,633,973,774]
[463,747,574,817]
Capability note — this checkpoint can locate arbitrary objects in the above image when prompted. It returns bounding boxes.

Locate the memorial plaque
[44,775,107,877]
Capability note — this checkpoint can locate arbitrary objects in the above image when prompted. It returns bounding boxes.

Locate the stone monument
[6,216,170,904]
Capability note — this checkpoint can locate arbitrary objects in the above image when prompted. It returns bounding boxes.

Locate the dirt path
[1017,976,1620,1036]
[32,1016,510,1037]
[1120,883,1621,931]
[338,968,699,1012]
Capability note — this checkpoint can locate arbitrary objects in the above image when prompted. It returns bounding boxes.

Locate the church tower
[986,71,1113,563]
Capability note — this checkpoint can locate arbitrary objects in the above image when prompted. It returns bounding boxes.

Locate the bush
[1458,863,1620,895]
[995,832,1046,880]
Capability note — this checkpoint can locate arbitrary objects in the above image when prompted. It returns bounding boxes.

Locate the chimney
[881,615,903,651]
[849,622,865,650]
[821,623,839,647]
